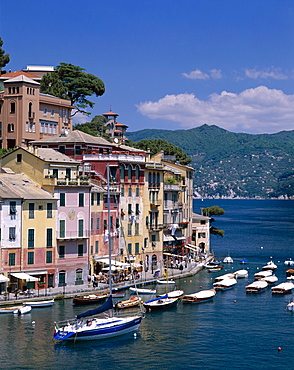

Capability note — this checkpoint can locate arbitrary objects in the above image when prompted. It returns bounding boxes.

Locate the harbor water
[0,199,294,370]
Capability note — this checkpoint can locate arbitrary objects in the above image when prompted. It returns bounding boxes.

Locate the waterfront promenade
[0,254,213,306]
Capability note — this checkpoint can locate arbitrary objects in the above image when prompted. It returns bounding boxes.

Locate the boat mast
[107,164,113,297]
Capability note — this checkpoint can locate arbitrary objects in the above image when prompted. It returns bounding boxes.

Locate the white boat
[166,289,184,298]
[284,259,294,267]
[213,278,237,291]
[144,295,179,311]
[246,280,268,293]
[271,282,294,294]
[13,305,32,315]
[25,299,54,307]
[223,256,234,263]
[129,287,156,294]
[182,289,216,303]
[54,165,143,342]
[234,269,248,278]
[261,261,277,271]
[254,270,273,280]
[261,275,278,284]
[214,273,235,282]
[157,279,175,285]
[286,300,294,311]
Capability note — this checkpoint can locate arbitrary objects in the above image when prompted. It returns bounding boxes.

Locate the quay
[0,255,213,307]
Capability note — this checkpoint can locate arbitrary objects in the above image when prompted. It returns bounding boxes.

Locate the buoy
[278,347,282,351]
[234,300,237,303]
[32,321,35,325]
[248,281,250,283]
[134,333,137,338]
[190,280,192,283]
[200,286,202,288]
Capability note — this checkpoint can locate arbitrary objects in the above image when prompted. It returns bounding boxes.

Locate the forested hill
[127,125,294,198]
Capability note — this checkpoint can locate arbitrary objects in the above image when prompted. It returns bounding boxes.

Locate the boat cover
[76,296,113,319]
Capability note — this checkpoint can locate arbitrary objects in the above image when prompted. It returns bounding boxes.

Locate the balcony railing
[56,230,90,240]
[43,177,91,186]
[163,184,180,191]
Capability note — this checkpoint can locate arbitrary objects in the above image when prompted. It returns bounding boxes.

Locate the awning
[24,270,47,275]
[163,235,176,242]
[186,244,200,252]
[0,275,9,282]
[10,272,39,282]
[163,252,184,258]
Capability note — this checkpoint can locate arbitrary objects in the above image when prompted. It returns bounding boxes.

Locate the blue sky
[1,0,294,134]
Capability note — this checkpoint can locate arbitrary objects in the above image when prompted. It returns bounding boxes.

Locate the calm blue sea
[0,199,293,370]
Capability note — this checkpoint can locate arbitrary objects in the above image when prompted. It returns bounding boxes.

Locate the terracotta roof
[103,110,118,116]
[0,70,41,80]
[115,122,128,127]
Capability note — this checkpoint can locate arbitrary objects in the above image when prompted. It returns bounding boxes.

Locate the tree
[74,115,111,140]
[127,138,192,165]
[202,206,225,237]
[0,37,10,71]
[40,63,105,116]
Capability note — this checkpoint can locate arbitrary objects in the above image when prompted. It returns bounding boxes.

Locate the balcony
[148,223,164,231]
[56,230,90,240]
[150,199,162,208]
[28,112,35,120]
[164,184,180,191]
[43,177,91,186]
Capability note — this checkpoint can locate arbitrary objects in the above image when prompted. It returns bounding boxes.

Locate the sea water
[0,199,293,370]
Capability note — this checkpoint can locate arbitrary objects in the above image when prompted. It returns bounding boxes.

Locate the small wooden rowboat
[114,296,142,310]
[73,294,108,306]
[13,305,32,315]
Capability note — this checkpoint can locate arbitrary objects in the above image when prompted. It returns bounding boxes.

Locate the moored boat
[286,300,294,311]
[284,259,294,267]
[206,265,224,272]
[24,299,54,307]
[0,305,24,314]
[144,295,179,311]
[234,269,248,278]
[129,287,156,294]
[156,279,175,285]
[246,280,268,293]
[214,273,235,282]
[261,261,277,271]
[73,294,108,306]
[223,256,233,263]
[261,275,278,284]
[166,289,184,298]
[13,305,32,315]
[254,270,273,280]
[114,296,142,310]
[240,259,248,264]
[182,289,216,304]
[213,278,237,291]
[271,282,294,294]
[286,269,294,280]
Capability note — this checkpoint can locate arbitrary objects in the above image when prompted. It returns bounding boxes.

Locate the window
[79,193,84,207]
[10,102,16,114]
[128,165,132,181]
[75,145,81,155]
[76,269,83,281]
[135,166,140,181]
[128,243,132,254]
[47,228,53,247]
[121,186,124,197]
[90,245,93,255]
[28,251,34,265]
[43,108,47,117]
[116,218,120,229]
[59,220,65,238]
[95,240,99,253]
[9,253,15,266]
[59,146,65,154]
[59,245,65,259]
[66,168,71,180]
[110,216,113,229]
[28,229,34,248]
[97,193,100,205]
[120,165,125,181]
[91,193,94,205]
[128,204,133,215]
[53,169,58,179]
[9,227,16,241]
[128,187,132,197]
[136,204,140,215]
[28,203,34,219]
[136,187,139,197]
[91,218,94,231]
[10,201,16,219]
[198,232,206,238]
[59,271,66,286]
[104,219,107,230]
[78,219,84,237]
[200,220,206,225]
[96,218,100,230]
[135,243,139,254]
[8,123,14,132]
[78,244,83,257]
[47,203,53,218]
[50,109,55,118]
[128,223,132,236]
[46,250,52,263]
[135,223,139,235]
[60,193,65,206]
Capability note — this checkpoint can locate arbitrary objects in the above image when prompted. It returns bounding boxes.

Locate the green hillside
[127,125,294,198]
